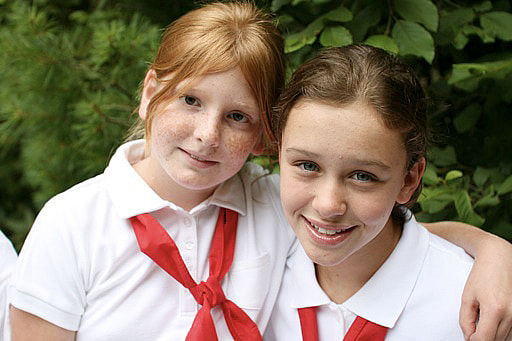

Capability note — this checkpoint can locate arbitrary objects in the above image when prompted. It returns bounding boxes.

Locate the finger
[470,307,499,341]
[460,298,479,340]
[495,317,512,341]
[505,327,512,341]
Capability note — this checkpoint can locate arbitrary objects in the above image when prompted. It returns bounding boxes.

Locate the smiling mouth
[307,218,356,236]
[189,153,208,162]
[181,148,217,163]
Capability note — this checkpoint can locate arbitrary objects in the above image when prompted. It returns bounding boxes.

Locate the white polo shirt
[0,231,17,340]
[264,214,474,340]
[10,140,297,340]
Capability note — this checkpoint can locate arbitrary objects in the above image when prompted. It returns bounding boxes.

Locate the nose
[195,111,221,147]
[311,180,347,219]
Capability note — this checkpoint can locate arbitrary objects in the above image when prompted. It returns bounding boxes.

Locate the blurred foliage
[0,0,511,250]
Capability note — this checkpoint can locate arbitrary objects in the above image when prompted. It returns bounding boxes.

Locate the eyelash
[297,161,319,173]
[350,171,377,183]
[181,95,199,106]
[295,162,377,183]
[228,112,249,123]
[180,95,250,123]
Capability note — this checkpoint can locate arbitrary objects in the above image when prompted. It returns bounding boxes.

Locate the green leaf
[463,24,495,43]
[420,197,452,214]
[480,12,512,41]
[364,35,399,54]
[272,164,280,174]
[345,4,382,42]
[418,187,453,214]
[473,1,492,12]
[319,26,352,47]
[437,8,474,48]
[498,175,512,195]
[392,20,435,63]
[453,103,481,133]
[271,0,291,12]
[322,5,352,23]
[428,146,457,167]
[475,194,500,208]
[393,0,438,31]
[445,170,463,181]
[449,58,512,91]
[423,163,439,185]
[473,167,490,187]
[285,32,315,53]
[454,190,485,226]
[283,5,352,53]
[251,156,270,168]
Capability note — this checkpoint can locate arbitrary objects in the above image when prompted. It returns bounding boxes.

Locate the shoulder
[239,162,280,201]
[0,231,17,279]
[426,229,474,267]
[41,173,109,218]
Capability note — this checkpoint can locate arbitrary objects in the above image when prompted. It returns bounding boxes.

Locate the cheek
[223,131,260,163]
[352,191,395,226]
[151,114,191,146]
[279,169,308,216]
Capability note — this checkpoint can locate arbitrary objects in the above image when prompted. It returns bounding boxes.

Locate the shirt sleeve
[10,196,87,331]
[0,231,17,339]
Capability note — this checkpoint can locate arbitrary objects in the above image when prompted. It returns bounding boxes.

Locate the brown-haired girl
[266,45,512,340]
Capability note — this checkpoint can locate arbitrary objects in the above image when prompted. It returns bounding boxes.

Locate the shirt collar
[342,214,430,328]
[106,140,247,218]
[288,214,430,329]
[290,246,332,309]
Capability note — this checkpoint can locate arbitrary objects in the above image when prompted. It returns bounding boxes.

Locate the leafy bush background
[1,0,511,250]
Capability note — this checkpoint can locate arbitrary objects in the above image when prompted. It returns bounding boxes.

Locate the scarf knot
[191,276,226,307]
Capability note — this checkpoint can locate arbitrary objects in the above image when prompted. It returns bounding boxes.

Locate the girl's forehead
[283,99,407,167]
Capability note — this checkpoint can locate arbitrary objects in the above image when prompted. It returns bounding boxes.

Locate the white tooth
[310,222,343,235]
[191,154,205,161]
[318,227,336,235]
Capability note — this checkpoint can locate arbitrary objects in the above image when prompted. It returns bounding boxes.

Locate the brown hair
[131,1,285,153]
[273,45,430,224]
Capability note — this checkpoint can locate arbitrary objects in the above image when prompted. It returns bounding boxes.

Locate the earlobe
[139,69,158,120]
[397,157,426,204]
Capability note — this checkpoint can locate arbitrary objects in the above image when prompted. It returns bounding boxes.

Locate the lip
[180,148,218,168]
[302,216,356,246]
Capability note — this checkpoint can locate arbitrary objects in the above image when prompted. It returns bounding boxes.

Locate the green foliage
[0,0,162,249]
[1,0,511,249]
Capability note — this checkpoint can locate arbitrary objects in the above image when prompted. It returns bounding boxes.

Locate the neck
[316,219,402,304]
[133,158,215,211]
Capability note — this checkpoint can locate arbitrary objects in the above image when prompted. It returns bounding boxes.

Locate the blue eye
[352,172,374,182]
[181,95,199,106]
[298,162,319,172]
[228,112,248,123]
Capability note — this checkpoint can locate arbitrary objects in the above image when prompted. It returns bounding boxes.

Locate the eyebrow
[284,147,391,170]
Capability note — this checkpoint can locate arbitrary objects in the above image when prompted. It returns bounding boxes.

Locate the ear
[397,157,426,204]
[138,69,158,120]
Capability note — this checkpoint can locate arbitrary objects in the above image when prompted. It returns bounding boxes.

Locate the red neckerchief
[130,208,262,341]
[298,306,388,341]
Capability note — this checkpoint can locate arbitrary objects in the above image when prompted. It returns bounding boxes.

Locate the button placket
[181,214,198,313]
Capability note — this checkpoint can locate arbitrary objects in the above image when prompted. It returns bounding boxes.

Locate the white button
[185,241,194,250]
[184,218,192,227]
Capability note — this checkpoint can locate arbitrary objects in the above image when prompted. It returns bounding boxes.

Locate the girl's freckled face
[141,67,263,202]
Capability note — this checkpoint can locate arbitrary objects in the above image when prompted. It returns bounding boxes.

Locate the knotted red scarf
[298,306,388,341]
[130,208,262,341]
